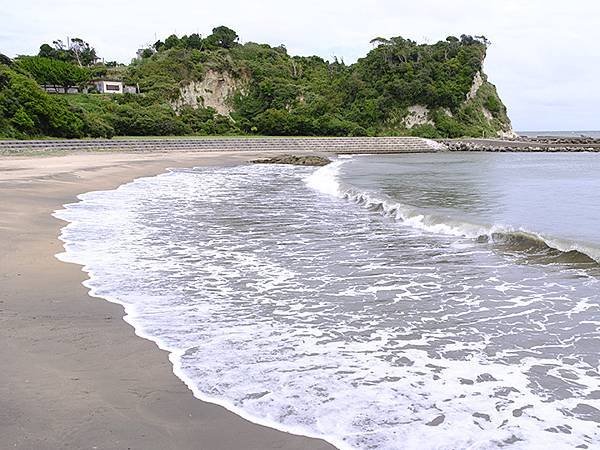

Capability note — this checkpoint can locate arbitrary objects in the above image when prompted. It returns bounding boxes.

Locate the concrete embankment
[0,137,442,155]
[6,136,599,156]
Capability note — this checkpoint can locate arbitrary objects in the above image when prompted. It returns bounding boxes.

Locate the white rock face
[466,71,517,139]
[497,128,518,139]
[466,71,484,101]
[482,107,494,121]
[403,105,434,129]
[424,139,448,150]
[171,70,246,116]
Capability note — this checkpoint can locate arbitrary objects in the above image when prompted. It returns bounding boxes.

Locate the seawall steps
[0,137,443,155]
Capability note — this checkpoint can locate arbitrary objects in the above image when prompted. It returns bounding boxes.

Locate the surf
[305,157,600,266]
[53,159,600,449]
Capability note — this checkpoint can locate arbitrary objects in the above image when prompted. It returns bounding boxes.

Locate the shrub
[410,124,441,139]
[0,65,85,137]
[84,113,115,138]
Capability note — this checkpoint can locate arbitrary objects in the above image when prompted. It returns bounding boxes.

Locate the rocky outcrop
[481,107,494,121]
[466,71,484,101]
[170,70,247,116]
[402,105,434,129]
[252,154,331,166]
[497,129,518,139]
[399,71,514,139]
[465,71,517,139]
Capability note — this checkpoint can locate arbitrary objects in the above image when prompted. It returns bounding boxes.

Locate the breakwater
[0,137,442,155]
[445,137,600,152]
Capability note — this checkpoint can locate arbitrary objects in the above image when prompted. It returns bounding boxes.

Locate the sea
[54,151,600,450]
[518,130,600,139]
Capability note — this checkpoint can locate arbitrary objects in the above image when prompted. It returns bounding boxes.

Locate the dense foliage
[38,38,99,67]
[16,56,90,92]
[0,28,512,139]
[0,64,84,138]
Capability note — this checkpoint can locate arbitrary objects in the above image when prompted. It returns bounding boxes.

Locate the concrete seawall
[0,137,443,155]
[5,137,600,156]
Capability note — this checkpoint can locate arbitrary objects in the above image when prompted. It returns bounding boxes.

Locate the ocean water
[518,130,600,139]
[54,153,600,450]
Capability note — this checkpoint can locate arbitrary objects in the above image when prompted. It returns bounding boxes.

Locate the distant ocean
[54,152,600,449]
[518,130,600,138]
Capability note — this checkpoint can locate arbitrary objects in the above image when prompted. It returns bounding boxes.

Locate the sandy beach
[0,151,335,450]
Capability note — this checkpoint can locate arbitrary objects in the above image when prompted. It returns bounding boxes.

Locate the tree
[17,56,89,93]
[370,37,391,47]
[474,35,491,47]
[69,37,98,66]
[186,33,204,50]
[153,40,165,51]
[163,34,180,50]
[38,38,98,66]
[0,65,85,137]
[38,43,56,59]
[0,53,11,66]
[460,35,482,46]
[205,26,239,49]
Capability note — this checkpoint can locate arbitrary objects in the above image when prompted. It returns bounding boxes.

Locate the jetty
[445,137,600,152]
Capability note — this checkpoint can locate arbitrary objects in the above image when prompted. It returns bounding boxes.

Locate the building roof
[90,79,123,83]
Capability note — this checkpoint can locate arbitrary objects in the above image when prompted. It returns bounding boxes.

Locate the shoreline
[0,151,336,449]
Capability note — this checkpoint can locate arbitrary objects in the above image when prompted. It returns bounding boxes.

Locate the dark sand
[0,151,335,450]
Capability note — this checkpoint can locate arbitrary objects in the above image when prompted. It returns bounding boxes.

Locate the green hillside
[0,27,514,139]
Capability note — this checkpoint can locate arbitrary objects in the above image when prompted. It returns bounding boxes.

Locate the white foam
[305,158,600,264]
[304,160,346,198]
[53,163,600,450]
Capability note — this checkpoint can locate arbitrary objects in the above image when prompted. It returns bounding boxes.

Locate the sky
[1,0,598,131]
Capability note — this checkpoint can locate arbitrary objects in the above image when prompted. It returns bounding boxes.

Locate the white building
[93,80,124,94]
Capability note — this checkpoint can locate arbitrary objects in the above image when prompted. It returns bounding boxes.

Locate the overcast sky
[2,0,598,131]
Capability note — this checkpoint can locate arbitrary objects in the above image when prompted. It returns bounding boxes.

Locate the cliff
[126,31,514,138]
[0,28,514,139]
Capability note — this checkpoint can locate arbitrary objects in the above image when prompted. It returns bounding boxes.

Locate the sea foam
[54,162,600,450]
[307,157,600,264]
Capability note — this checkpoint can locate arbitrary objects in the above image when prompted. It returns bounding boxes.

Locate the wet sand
[0,151,335,449]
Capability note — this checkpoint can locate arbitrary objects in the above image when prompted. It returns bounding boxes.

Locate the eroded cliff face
[402,105,434,129]
[465,71,516,138]
[403,106,455,129]
[466,71,484,102]
[171,70,247,116]
[168,55,514,139]
[401,69,515,138]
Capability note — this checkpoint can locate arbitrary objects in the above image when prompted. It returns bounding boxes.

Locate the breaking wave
[305,159,600,265]
[53,160,600,450]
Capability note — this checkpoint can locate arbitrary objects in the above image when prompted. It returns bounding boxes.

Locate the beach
[0,151,335,450]
[3,149,600,449]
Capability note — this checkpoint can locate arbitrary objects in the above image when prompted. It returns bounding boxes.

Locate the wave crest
[305,158,600,265]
